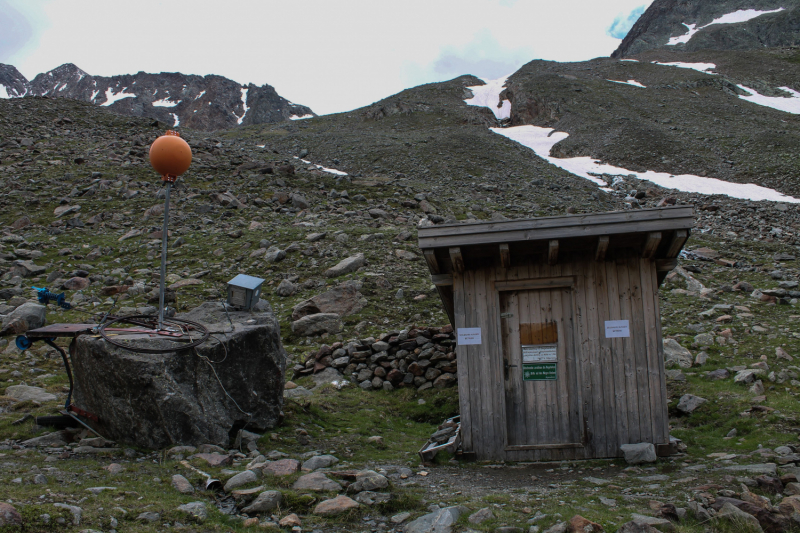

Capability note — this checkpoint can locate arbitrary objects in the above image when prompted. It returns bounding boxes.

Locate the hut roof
[417,206,694,324]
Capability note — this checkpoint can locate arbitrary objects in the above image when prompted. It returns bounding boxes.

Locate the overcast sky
[2,0,651,115]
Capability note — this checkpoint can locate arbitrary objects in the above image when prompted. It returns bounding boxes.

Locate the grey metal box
[226,274,265,310]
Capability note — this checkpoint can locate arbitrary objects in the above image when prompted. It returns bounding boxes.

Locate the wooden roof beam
[665,229,688,258]
[548,240,559,265]
[642,232,662,259]
[423,249,440,275]
[499,243,511,268]
[449,247,465,273]
[656,258,678,272]
[431,273,454,286]
[595,236,609,262]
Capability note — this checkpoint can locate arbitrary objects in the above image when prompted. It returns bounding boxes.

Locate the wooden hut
[418,206,694,461]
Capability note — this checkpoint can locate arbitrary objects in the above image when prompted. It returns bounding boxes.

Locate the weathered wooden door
[500,283,584,449]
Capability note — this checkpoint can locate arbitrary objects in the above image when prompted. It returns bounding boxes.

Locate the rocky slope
[1,74,800,532]
[3,7,800,529]
[498,48,800,197]
[0,62,315,131]
[612,0,800,58]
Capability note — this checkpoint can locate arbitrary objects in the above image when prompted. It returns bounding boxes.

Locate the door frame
[493,276,587,451]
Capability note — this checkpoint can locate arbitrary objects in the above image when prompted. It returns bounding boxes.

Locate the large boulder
[677,394,707,414]
[0,302,46,336]
[620,443,657,464]
[0,503,22,527]
[662,339,692,368]
[404,506,467,533]
[71,301,287,448]
[715,502,763,532]
[9,260,46,278]
[291,281,366,321]
[5,384,57,403]
[324,253,365,278]
[291,313,343,336]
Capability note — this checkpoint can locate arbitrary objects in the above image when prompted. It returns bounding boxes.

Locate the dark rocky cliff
[0,64,29,98]
[612,0,800,58]
[1,63,314,131]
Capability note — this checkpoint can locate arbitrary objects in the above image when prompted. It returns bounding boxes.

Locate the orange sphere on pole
[149,131,192,180]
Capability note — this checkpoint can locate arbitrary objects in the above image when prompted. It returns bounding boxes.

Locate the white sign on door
[605,320,630,338]
[522,343,558,363]
[457,327,482,345]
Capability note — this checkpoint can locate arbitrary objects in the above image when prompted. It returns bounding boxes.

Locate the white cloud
[0,0,52,67]
[607,5,646,39]
[9,0,654,115]
[403,29,533,87]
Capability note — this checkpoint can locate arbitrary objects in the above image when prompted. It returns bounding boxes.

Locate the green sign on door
[523,363,557,381]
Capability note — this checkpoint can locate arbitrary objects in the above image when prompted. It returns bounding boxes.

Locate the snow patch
[194,91,206,100]
[492,125,800,203]
[293,156,348,176]
[90,90,99,101]
[171,113,180,127]
[668,8,784,45]
[667,23,699,45]
[289,114,314,120]
[0,86,10,99]
[606,79,646,88]
[737,85,800,114]
[237,87,249,125]
[465,76,512,120]
[652,61,716,74]
[100,87,136,106]
[152,98,181,108]
[620,59,639,62]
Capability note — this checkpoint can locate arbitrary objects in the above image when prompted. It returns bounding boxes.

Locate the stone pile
[293,325,458,392]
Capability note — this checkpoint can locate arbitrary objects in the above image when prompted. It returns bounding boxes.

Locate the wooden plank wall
[455,255,669,461]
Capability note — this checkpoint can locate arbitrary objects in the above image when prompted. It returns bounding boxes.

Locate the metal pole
[158,182,171,331]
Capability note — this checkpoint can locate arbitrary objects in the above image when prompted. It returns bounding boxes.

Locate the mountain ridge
[0,62,315,131]
[613,0,800,58]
